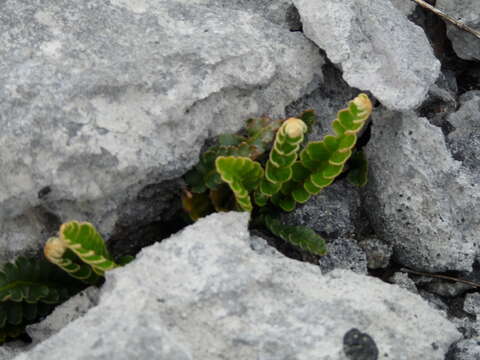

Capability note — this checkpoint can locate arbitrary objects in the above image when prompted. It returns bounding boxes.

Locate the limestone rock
[437,0,480,61]
[317,238,367,275]
[280,180,362,240]
[293,0,440,110]
[363,108,480,272]
[12,212,460,360]
[359,238,393,270]
[26,287,100,345]
[0,0,324,262]
[446,91,480,182]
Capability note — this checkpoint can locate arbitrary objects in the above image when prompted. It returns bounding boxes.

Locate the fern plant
[0,221,133,344]
[0,257,85,343]
[183,94,372,255]
[45,221,132,284]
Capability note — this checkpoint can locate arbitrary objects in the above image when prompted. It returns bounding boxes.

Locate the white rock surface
[12,212,460,360]
[0,0,324,262]
[26,287,100,345]
[293,0,440,110]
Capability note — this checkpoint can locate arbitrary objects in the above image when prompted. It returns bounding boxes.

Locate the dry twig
[411,0,480,40]
[401,268,480,288]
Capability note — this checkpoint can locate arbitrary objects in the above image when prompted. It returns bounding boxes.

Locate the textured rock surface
[0,0,324,262]
[12,212,460,360]
[0,343,23,360]
[318,238,367,274]
[389,273,418,294]
[286,61,359,139]
[436,0,480,61]
[448,338,480,360]
[390,0,416,16]
[363,108,480,272]
[293,0,440,110]
[464,293,480,316]
[281,180,362,240]
[189,0,299,29]
[446,91,480,182]
[359,237,392,270]
[26,287,99,345]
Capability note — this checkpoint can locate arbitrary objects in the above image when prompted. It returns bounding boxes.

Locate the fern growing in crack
[0,257,84,343]
[183,94,373,255]
[45,221,131,284]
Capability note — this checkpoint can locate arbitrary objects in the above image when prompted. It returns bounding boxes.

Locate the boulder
[446,91,480,181]
[12,212,460,360]
[363,108,480,272]
[292,0,440,110]
[436,0,480,61]
[0,0,324,262]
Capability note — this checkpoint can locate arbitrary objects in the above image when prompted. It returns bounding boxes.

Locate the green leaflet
[0,257,83,343]
[260,117,307,197]
[215,156,264,212]
[264,215,327,255]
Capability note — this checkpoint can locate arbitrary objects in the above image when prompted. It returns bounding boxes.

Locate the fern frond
[300,94,372,196]
[58,222,119,276]
[260,117,307,198]
[215,156,264,212]
[0,257,84,343]
[44,237,100,284]
[264,215,327,256]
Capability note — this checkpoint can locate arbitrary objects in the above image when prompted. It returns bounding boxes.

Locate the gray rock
[26,287,100,345]
[425,280,473,298]
[436,0,480,61]
[12,212,460,360]
[189,0,300,30]
[0,342,25,360]
[0,0,324,262]
[448,338,480,360]
[465,293,480,316]
[248,235,282,258]
[363,108,480,272]
[418,290,450,313]
[286,61,359,139]
[281,179,362,240]
[359,238,392,270]
[446,91,480,182]
[390,0,416,16]
[293,0,440,110]
[318,238,367,274]
[389,272,418,294]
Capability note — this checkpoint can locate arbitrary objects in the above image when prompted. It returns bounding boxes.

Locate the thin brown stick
[401,268,480,288]
[411,0,480,40]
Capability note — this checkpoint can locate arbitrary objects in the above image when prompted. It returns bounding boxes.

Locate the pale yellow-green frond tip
[44,237,67,261]
[283,117,307,138]
[353,93,372,117]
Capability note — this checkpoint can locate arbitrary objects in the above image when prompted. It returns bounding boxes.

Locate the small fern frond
[0,257,84,343]
[59,222,119,276]
[264,215,327,256]
[260,118,307,198]
[44,238,100,284]
[215,156,264,212]
[300,93,372,196]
